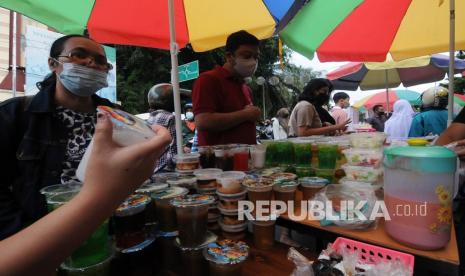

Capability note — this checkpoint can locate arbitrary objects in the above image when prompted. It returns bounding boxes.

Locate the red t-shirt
[192,66,256,146]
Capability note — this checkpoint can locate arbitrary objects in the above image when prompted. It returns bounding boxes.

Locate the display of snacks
[294,166,315,178]
[341,164,383,182]
[199,146,216,168]
[114,194,151,250]
[203,240,249,276]
[214,145,234,171]
[349,132,387,149]
[172,194,215,247]
[166,174,197,193]
[216,171,246,194]
[151,187,189,232]
[299,177,329,201]
[342,148,383,167]
[173,153,200,173]
[293,140,313,166]
[194,168,223,189]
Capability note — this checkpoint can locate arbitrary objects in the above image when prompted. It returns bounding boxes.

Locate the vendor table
[278,198,460,276]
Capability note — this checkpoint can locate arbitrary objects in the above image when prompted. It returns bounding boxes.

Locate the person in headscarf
[272,108,290,140]
[289,78,349,137]
[384,99,415,141]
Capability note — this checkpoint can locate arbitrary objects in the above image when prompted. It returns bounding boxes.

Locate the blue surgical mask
[186,111,194,121]
[58,62,108,97]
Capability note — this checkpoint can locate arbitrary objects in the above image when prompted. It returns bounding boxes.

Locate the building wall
[0,8,49,101]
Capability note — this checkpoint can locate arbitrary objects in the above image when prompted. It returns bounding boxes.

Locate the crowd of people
[1,29,465,273]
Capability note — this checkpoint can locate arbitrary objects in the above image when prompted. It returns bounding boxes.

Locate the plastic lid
[150,187,188,200]
[406,138,429,146]
[167,175,197,186]
[270,173,297,181]
[40,182,82,196]
[115,194,151,217]
[216,189,247,199]
[242,177,274,189]
[194,168,223,177]
[273,179,298,188]
[153,172,180,182]
[173,153,200,161]
[299,177,329,187]
[204,240,249,264]
[384,146,456,173]
[217,171,246,180]
[171,194,215,207]
[135,182,168,194]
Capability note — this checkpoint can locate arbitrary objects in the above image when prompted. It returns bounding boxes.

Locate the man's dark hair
[373,104,383,112]
[333,92,350,103]
[225,30,259,53]
[298,78,334,103]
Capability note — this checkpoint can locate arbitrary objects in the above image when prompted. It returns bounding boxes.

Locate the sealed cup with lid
[194,168,223,190]
[171,194,215,247]
[216,171,246,194]
[151,187,189,232]
[299,177,329,201]
[135,181,168,225]
[40,182,82,202]
[204,240,249,276]
[114,194,151,250]
[252,219,276,250]
[273,179,298,204]
[242,177,274,207]
[173,153,200,173]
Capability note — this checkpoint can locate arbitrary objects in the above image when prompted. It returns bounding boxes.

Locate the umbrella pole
[168,0,184,155]
[385,69,390,112]
[448,0,455,126]
[12,11,17,98]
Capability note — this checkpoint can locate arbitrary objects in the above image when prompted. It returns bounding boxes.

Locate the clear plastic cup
[114,194,151,250]
[151,187,189,232]
[273,180,298,204]
[173,153,200,173]
[198,146,216,168]
[135,181,168,225]
[194,168,223,190]
[216,190,247,211]
[204,240,249,276]
[214,145,234,171]
[317,142,338,169]
[171,194,215,247]
[232,145,250,171]
[166,174,197,194]
[299,177,329,201]
[242,177,274,207]
[250,144,266,169]
[216,171,246,194]
[60,252,113,276]
[49,191,110,268]
[252,219,276,250]
[293,140,313,166]
[315,168,336,183]
[40,182,82,202]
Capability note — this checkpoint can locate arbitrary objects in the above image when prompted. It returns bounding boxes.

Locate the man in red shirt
[192,30,261,146]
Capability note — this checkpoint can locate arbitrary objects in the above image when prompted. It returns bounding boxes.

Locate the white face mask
[58,62,108,97]
[233,57,258,78]
[185,111,194,121]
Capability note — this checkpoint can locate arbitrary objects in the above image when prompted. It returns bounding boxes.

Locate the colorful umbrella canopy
[0,0,279,52]
[280,0,465,62]
[353,89,420,110]
[327,54,465,91]
[454,93,465,106]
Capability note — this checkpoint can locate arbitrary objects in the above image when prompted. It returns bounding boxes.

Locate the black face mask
[377,111,385,116]
[314,94,330,105]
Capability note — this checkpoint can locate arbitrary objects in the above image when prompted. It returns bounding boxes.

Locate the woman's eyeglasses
[57,48,113,70]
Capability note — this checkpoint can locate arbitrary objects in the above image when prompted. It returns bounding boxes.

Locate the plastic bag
[364,259,411,276]
[288,247,314,276]
[311,184,379,229]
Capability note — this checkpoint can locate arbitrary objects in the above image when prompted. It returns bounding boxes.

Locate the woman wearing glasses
[0,35,114,240]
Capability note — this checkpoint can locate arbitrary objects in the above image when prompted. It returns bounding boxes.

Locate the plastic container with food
[166,174,197,193]
[407,137,429,146]
[203,240,249,276]
[349,132,387,149]
[341,164,383,183]
[218,221,248,241]
[173,153,200,173]
[198,146,216,168]
[252,219,276,250]
[217,190,247,210]
[242,177,274,206]
[151,187,189,232]
[152,172,180,183]
[216,171,246,194]
[40,182,82,202]
[316,142,339,169]
[250,144,266,169]
[213,145,234,171]
[135,181,168,224]
[342,148,383,167]
[299,177,329,201]
[273,179,298,203]
[194,168,223,190]
[197,187,218,195]
[171,194,215,247]
[294,166,315,178]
